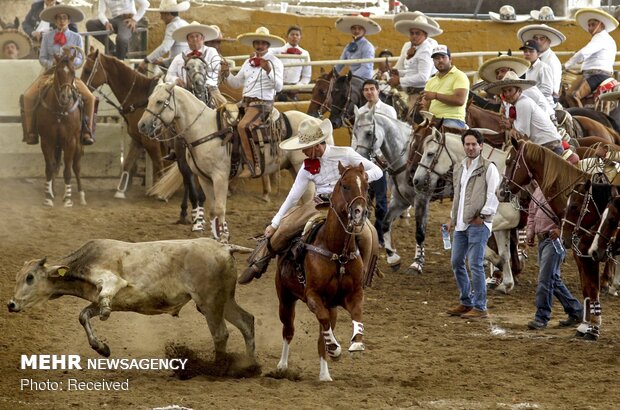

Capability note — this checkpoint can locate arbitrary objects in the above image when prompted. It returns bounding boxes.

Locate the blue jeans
[534,238,583,324]
[451,223,491,311]
[442,119,467,129]
[369,173,387,245]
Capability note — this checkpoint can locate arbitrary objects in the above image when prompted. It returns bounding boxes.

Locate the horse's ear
[357,162,365,174]
[511,136,519,150]
[338,161,345,175]
[347,71,352,80]
[90,46,97,55]
[584,179,592,191]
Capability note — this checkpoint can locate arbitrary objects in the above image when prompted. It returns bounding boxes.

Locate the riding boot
[238,237,274,285]
[163,149,177,161]
[238,130,261,177]
[77,79,96,145]
[20,94,39,145]
[81,115,95,146]
[571,80,591,108]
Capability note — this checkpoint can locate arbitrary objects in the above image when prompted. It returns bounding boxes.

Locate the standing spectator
[526,183,583,330]
[564,8,618,107]
[446,129,500,319]
[138,0,189,71]
[86,0,150,60]
[23,0,77,42]
[420,45,469,130]
[270,25,312,102]
[334,15,381,80]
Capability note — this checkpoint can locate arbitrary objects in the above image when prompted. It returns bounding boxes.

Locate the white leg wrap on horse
[192,207,205,232]
[322,327,341,357]
[410,244,425,273]
[319,356,333,382]
[277,340,290,370]
[349,320,365,352]
[79,191,86,205]
[45,180,54,199]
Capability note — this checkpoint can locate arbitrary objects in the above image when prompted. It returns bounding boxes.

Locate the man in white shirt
[221,27,284,178]
[389,13,441,119]
[139,0,189,71]
[564,8,618,107]
[486,71,563,154]
[270,25,312,102]
[517,24,565,102]
[351,79,396,247]
[520,40,554,108]
[86,0,150,60]
[238,118,383,285]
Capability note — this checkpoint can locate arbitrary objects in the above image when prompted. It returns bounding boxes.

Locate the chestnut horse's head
[52,52,77,108]
[590,194,620,261]
[500,138,532,201]
[331,162,369,234]
[307,69,335,118]
[81,48,107,91]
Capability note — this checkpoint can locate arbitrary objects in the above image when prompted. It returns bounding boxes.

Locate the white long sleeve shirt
[271,145,383,227]
[565,30,617,73]
[503,86,554,118]
[146,17,189,62]
[455,156,500,232]
[98,0,149,24]
[351,101,397,157]
[165,46,221,86]
[394,38,438,89]
[538,48,562,95]
[226,53,283,100]
[525,58,554,106]
[269,43,312,85]
[513,94,561,145]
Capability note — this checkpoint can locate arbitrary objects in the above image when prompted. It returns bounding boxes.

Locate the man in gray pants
[86,0,149,60]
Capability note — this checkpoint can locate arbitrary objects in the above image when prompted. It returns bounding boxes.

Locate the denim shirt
[39,28,83,70]
[335,36,375,80]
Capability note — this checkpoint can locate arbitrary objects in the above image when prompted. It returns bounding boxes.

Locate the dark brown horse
[502,140,607,340]
[37,52,85,207]
[80,49,164,199]
[274,163,368,381]
[307,69,336,118]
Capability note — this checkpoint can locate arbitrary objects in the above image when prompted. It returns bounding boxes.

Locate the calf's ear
[47,265,70,278]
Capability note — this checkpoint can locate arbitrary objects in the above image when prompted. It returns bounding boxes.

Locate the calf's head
[7,258,68,313]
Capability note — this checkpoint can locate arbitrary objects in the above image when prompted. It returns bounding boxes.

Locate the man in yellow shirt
[421,45,469,129]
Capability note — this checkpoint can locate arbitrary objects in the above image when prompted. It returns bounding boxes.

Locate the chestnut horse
[307,69,336,118]
[590,196,620,294]
[80,49,164,199]
[502,140,607,340]
[37,53,85,207]
[275,163,368,382]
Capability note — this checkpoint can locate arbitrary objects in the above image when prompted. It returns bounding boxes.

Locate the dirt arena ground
[1,175,619,410]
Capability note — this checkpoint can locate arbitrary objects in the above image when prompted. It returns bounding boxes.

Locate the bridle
[143,86,206,141]
[310,74,336,117]
[84,53,139,113]
[330,167,369,235]
[414,128,458,195]
[331,76,362,127]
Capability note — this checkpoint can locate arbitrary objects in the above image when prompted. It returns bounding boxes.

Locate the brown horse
[37,53,85,207]
[275,163,368,382]
[502,140,607,340]
[80,49,164,199]
[589,195,620,294]
[307,69,336,118]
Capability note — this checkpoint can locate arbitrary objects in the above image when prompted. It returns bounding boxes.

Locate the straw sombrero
[237,27,285,47]
[529,6,566,21]
[280,118,331,151]
[147,0,190,13]
[0,30,32,59]
[575,8,618,33]
[517,24,566,47]
[393,11,440,28]
[394,15,443,37]
[485,70,536,95]
[489,5,530,23]
[40,5,85,23]
[172,21,218,43]
[335,16,381,35]
[206,25,235,43]
[478,55,530,83]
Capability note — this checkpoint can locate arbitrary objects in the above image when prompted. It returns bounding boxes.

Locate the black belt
[537,232,552,242]
[583,69,612,76]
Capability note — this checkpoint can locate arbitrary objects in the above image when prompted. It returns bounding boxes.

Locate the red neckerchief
[303,158,321,175]
[188,50,202,57]
[54,31,67,46]
[508,105,517,120]
[286,47,302,55]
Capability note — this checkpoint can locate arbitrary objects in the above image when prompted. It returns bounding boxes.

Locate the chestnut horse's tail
[147,163,183,200]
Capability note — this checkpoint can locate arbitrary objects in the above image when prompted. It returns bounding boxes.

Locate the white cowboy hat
[172,21,219,43]
[237,27,285,48]
[478,55,530,83]
[489,5,531,23]
[485,70,536,95]
[0,30,32,59]
[517,24,566,47]
[40,4,85,23]
[206,25,235,42]
[280,118,332,151]
[575,8,619,33]
[147,0,190,13]
[529,6,566,21]
[393,11,440,28]
[335,16,381,36]
[394,15,443,37]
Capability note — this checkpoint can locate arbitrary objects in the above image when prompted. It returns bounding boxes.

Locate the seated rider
[21,4,95,146]
[221,27,285,178]
[238,118,384,285]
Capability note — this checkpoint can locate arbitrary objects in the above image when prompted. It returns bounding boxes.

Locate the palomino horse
[412,129,522,293]
[502,140,607,340]
[275,163,368,382]
[80,49,165,200]
[138,83,323,242]
[37,53,85,207]
[329,72,365,129]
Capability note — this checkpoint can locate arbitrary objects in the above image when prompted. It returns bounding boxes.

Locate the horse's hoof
[494,283,513,294]
[191,221,205,232]
[276,361,288,371]
[97,343,111,357]
[319,374,333,382]
[43,199,54,207]
[583,332,599,341]
[156,195,168,202]
[113,191,126,199]
[79,191,86,205]
[389,263,401,273]
[261,195,271,203]
[63,199,73,208]
[387,253,401,266]
[326,344,341,359]
[404,266,422,275]
[348,342,365,352]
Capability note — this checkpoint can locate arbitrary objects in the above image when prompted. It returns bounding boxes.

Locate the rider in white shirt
[520,40,554,108]
[270,25,312,102]
[139,0,189,70]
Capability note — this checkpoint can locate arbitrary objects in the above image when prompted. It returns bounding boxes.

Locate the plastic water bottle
[552,237,564,255]
[441,224,451,250]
